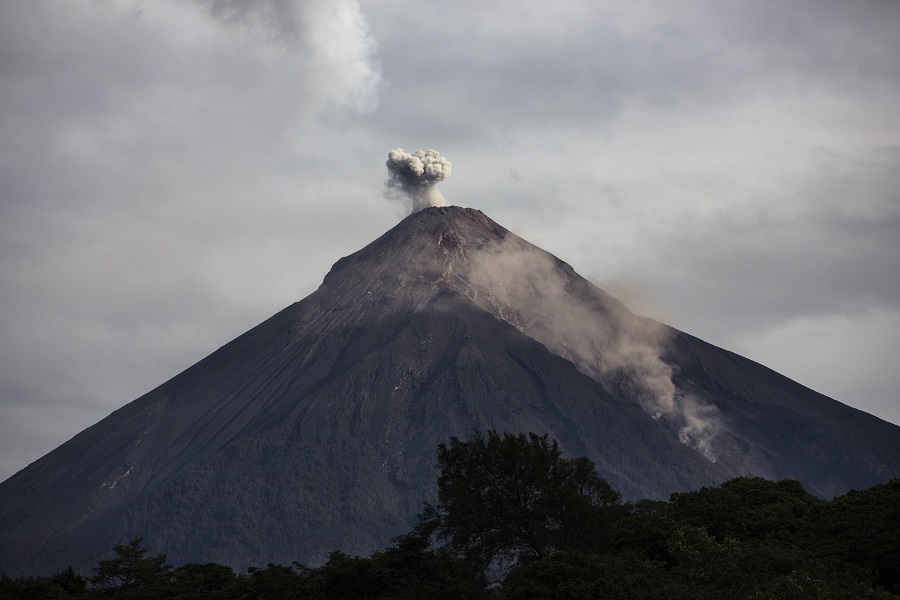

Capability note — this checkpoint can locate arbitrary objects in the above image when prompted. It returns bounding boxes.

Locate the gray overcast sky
[1,0,899,482]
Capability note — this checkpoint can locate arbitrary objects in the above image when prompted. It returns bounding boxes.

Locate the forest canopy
[2,430,898,599]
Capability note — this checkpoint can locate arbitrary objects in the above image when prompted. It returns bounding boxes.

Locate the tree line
[2,430,898,599]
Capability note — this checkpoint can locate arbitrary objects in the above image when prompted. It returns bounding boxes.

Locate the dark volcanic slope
[1,207,898,576]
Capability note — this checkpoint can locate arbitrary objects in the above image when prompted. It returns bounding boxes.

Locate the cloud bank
[0,0,384,482]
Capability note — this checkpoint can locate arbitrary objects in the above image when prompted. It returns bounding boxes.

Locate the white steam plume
[385,149,452,212]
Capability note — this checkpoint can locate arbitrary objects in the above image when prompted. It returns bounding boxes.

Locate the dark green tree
[48,567,87,596]
[803,478,900,593]
[170,562,237,599]
[89,537,173,598]
[370,527,488,599]
[746,569,896,600]
[424,431,621,573]
[0,573,73,599]
[240,563,307,600]
[499,550,691,600]
[668,477,821,545]
[317,552,388,600]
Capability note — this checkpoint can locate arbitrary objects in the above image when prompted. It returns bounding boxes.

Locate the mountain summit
[2,206,899,575]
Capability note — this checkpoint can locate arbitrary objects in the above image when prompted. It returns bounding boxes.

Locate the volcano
[2,206,899,576]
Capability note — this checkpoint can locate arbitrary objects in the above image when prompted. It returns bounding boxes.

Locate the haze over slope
[1,206,898,576]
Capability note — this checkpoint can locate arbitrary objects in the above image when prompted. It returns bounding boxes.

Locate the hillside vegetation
[2,431,897,599]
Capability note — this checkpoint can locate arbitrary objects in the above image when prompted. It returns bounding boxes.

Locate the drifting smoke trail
[465,240,722,461]
[385,149,452,213]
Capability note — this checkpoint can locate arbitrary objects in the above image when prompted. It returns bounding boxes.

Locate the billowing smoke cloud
[465,239,721,461]
[385,149,452,212]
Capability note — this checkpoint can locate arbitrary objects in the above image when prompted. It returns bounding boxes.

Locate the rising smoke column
[385,149,452,212]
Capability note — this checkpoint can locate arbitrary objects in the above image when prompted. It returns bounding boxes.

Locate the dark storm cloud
[0,0,385,482]
[194,0,300,38]
[655,145,900,328]
[367,0,899,145]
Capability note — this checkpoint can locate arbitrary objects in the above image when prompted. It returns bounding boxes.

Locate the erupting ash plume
[385,148,452,212]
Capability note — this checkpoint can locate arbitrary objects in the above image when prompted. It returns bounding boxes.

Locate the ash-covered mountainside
[2,206,899,576]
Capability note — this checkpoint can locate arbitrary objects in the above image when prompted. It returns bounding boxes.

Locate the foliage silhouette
[422,430,622,572]
[2,433,897,599]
